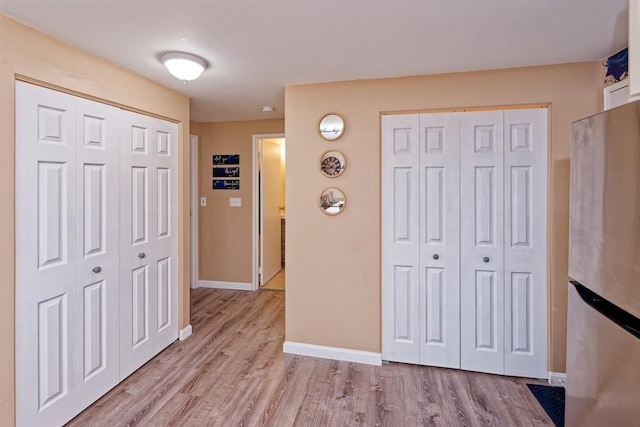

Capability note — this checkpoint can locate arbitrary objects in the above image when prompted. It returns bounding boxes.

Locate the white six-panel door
[16,83,179,426]
[382,108,547,379]
[16,82,121,426]
[503,109,547,378]
[382,114,421,363]
[460,110,505,375]
[73,96,122,405]
[418,113,461,369]
[120,110,179,380]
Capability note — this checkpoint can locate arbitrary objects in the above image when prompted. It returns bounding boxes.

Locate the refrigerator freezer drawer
[565,282,640,426]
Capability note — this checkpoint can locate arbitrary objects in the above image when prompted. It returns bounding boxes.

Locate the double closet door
[382,108,547,379]
[15,82,178,427]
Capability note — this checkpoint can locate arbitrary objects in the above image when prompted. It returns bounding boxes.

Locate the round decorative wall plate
[319,113,345,141]
[319,150,347,178]
[319,187,346,216]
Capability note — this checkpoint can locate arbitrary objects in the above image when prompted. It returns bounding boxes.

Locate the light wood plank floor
[67,288,552,426]
[262,269,285,291]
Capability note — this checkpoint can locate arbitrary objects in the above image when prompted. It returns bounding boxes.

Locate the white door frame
[190,135,199,289]
[252,133,285,291]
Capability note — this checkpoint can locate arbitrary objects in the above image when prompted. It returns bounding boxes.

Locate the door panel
[474,166,496,245]
[504,109,547,378]
[38,293,69,409]
[423,167,443,242]
[424,268,444,343]
[38,161,69,268]
[460,110,505,375]
[474,270,498,350]
[509,166,532,247]
[418,113,460,369]
[393,168,412,241]
[120,110,178,380]
[382,114,420,363]
[151,121,179,351]
[157,168,170,238]
[157,257,171,331]
[82,280,106,380]
[393,266,414,341]
[131,166,148,244]
[82,164,105,256]
[131,265,149,348]
[73,96,121,412]
[510,272,532,353]
[16,82,121,426]
[120,112,157,378]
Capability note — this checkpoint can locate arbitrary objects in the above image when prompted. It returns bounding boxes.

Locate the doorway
[252,134,286,291]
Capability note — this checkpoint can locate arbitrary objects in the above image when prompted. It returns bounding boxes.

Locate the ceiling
[1,0,629,122]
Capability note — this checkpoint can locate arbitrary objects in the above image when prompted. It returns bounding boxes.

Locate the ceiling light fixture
[159,52,208,82]
[262,106,275,112]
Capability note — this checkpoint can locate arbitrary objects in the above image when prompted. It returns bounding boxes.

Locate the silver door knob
[433,254,439,260]
[92,266,102,273]
[483,257,490,263]
[138,253,146,259]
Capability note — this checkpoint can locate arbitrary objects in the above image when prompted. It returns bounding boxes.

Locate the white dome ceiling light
[159,52,208,82]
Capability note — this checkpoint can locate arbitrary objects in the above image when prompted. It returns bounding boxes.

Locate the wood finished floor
[262,269,285,291]
[67,288,552,427]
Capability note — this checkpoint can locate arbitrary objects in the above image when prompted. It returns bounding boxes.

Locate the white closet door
[382,114,421,364]
[120,110,178,379]
[460,111,505,375]
[15,82,120,426]
[503,109,547,378]
[150,117,179,353]
[418,113,461,368]
[72,97,122,409]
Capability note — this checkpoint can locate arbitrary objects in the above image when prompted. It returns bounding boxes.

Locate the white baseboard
[179,324,192,341]
[283,341,382,366]
[548,371,566,387]
[198,280,253,291]
[191,280,200,289]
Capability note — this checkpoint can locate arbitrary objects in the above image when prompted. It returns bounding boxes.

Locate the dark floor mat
[527,383,565,427]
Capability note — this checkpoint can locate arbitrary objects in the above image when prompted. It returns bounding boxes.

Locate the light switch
[200,197,207,207]
[230,197,241,207]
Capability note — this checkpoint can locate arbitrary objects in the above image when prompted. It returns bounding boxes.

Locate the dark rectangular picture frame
[213,179,240,190]
[212,167,240,178]
[212,154,240,165]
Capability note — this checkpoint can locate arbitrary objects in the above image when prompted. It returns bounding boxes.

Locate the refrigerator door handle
[571,281,640,340]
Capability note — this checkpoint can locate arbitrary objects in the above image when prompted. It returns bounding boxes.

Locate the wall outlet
[200,197,207,207]
[230,197,241,207]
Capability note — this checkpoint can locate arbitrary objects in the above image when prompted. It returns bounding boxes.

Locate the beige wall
[284,62,602,373]
[191,120,284,284]
[0,15,191,425]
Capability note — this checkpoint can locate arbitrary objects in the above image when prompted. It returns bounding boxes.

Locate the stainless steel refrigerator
[567,100,640,426]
